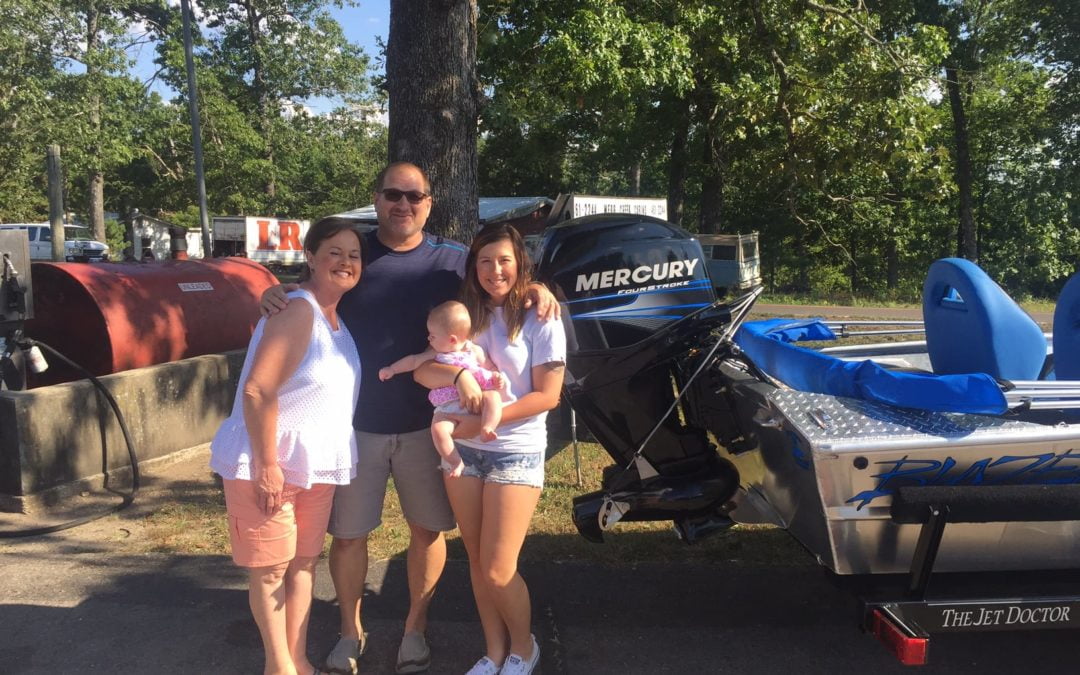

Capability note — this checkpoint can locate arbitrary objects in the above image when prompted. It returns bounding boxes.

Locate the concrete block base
[0,351,245,513]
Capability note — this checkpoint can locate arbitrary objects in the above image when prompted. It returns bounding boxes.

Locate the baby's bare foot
[480,427,498,442]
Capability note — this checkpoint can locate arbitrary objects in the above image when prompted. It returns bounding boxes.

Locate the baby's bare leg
[479,390,503,442]
[431,414,464,476]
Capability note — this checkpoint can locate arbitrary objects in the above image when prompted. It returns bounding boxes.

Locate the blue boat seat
[922,258,1045,381]
[1053,272,1080,380]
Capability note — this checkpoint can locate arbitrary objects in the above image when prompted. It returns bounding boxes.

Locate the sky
[136,0,390,115]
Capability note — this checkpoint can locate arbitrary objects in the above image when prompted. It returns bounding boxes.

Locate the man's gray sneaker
[324,632,367,674]
[395,631,431,674]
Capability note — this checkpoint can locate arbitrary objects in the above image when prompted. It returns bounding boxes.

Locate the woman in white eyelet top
[209,287,360,486]
[208,220,363,675]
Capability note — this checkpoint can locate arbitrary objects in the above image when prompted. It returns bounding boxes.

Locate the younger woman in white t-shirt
[416,224,566,675]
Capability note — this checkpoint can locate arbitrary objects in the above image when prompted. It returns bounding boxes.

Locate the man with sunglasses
[262,161,556,674]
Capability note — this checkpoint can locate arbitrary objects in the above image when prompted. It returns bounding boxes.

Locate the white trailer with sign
[547,194,668,224]
[211,216,310,267]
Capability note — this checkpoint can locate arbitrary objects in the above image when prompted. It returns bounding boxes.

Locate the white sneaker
[499,635,539,675]
[465,655,502,675]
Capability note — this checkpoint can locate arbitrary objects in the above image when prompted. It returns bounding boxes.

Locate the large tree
[386,0,481,241]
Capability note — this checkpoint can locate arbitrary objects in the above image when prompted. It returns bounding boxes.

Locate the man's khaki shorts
[328,429,455,539]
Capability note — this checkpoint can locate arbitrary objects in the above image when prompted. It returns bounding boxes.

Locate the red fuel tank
[25,258,278,386]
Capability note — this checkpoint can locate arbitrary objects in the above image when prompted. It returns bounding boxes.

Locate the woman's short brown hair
[298,217,365,281]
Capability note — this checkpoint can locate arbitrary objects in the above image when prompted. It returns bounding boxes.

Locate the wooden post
[46,144,65,262]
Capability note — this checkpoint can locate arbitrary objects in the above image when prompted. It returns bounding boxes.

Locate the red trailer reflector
[870,608,928,666]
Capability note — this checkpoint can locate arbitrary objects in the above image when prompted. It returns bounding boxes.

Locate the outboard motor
[535,214,741,543]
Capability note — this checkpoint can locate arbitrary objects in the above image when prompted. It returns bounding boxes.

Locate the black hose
[0,339,140,538]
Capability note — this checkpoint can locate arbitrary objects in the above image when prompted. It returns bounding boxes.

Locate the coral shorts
[223,479,335,568]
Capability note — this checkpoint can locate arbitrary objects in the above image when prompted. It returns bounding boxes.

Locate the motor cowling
[535,213,733,471]
[535,214,717,352]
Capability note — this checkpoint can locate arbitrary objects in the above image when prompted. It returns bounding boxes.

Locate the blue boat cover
[734,319,1009,415]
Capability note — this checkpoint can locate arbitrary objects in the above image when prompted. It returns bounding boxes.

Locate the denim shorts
[443,443,544,488]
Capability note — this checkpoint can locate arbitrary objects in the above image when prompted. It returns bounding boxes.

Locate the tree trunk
[86,5,105,242]
[698,121,724,234]
[946,66,977,261]
[750,0,806,289]
[886,228,899,290]
[387,0,479,243]
[244,0,275,202]
[46,145,66,262]
[666,96,690,227]
[847,229,859,293]
[1069,165,1080,235]
[628,159,641,196]
[89,172,105,240]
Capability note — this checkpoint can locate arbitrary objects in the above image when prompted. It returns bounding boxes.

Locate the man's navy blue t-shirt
[338,230,467,434]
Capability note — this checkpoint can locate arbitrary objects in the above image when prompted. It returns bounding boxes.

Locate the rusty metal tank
[25,258,278,386]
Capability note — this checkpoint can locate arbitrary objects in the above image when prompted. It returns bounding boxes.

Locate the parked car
[0,223,109,262]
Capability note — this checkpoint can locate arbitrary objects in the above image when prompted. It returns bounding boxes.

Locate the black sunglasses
[378,188,430,204]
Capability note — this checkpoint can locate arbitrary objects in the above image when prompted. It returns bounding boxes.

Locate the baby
[379,300,505,476]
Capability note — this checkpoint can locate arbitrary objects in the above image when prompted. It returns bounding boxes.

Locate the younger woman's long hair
[460,224,533,343]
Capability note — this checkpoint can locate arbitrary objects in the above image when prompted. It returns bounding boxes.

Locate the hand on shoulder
[259,283,300,317]
[524,282,561,321]
[261,291,316,344]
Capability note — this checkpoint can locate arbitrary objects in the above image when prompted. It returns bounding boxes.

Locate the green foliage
[0,0,1076,304]
[0,0,383,230]
[0,0,68,220]
[104,218,127,254]
[478,0,1075,298]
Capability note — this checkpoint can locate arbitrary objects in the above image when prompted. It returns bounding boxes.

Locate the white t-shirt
[458,307,566,454]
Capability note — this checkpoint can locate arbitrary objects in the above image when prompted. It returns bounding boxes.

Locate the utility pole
[46,145,65,262]
[180,0,212,258]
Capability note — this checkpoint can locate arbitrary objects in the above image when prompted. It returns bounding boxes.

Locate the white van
[0,223,109,262]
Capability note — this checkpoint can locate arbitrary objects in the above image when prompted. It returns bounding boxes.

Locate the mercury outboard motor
[535,214,741,544]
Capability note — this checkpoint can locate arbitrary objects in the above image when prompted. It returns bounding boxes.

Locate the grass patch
[760,292,920,308]
[135,442,809,567]
[759,292,1054,316]
[523,441,804,566]
[142,501,231,554]
[1017,298,1056,313]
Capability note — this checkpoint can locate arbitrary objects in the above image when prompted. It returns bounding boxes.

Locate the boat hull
[720,360,1080,574]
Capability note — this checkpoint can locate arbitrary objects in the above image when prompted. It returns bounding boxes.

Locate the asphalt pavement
[3,524,1079,673]
[0,308,1072,675]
